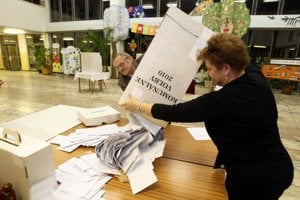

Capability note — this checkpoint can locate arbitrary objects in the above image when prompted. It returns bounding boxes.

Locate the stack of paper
[95,125,165,194]
[50,124,139,152]
[53,156,112,200]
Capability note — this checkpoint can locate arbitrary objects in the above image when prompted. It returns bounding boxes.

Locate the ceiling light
[167,3,177,7]
[63,37,74,41]
[143,4,154,9]
[263,0,279,3]
[4,39,17,43]
[4,28,25,34]
[253,45,267,48]
[234,0,246,2]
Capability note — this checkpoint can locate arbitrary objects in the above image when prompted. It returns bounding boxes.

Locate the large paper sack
[119,7,214,105]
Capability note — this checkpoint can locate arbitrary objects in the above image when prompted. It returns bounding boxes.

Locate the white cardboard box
[0,128,55,200]
[78,106,121,126]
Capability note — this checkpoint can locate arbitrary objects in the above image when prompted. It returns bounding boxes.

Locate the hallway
[0,70,299,199]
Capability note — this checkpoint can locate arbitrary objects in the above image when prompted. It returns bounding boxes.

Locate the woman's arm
[121,94,154,117]
[122,93,216,123]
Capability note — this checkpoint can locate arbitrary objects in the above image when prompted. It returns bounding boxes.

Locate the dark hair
[197,33,250,71]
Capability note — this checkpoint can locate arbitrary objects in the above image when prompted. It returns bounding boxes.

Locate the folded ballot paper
[95,114,166,194]
[78,106,121,126]
[53,156,111,200]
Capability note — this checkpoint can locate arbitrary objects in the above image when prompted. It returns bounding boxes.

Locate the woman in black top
[122,33,293,200]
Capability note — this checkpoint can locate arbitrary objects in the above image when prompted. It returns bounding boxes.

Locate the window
[126,0,140,7]
[283,0,299,14]
[272,31,300,58]
[143,0,158,17]
[62,0,73,21]
[256,0,279,15]
[180,0,198,14]
[249,30,274,58]
[50,0,60,22]
[75,0,86,20]
[62,32,74,47]
[160,0,178,17]
[52,33,62,46]
[103,0,110,15]
[89,0,101,19]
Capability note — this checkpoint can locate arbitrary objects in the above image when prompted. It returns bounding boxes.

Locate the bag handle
[0,128,22,146]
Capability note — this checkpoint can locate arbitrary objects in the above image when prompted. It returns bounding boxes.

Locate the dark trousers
[225,174,293,200]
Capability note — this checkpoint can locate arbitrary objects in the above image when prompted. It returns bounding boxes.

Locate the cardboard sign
[262,64,300,82]
[119,7,214,106]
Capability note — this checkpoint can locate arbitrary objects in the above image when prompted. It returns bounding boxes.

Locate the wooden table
[164,124,218,167]
[52,119,225,200]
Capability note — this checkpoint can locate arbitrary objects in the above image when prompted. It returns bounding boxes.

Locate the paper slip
[54,155,112,199]
[187,127,211,141]
[80,153,121,175]
[128,159,157,194]
[54,124,130,152]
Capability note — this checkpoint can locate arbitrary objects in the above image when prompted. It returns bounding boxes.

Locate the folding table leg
[102,80,106,89]
[89,80,94,94]
[78,78,81,92]
[98,80,103,91]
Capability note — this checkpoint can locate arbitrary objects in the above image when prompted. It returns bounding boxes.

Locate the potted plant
[77,31,111,72]
[34,46,52,75]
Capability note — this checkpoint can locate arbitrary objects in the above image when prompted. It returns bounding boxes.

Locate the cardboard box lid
[78,106,121,126]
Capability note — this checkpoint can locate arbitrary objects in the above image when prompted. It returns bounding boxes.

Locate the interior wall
[0,0,49,32]
[0,39,4,69]
[18,34,30,71]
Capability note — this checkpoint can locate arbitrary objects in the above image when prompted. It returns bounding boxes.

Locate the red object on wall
[137,24,143,34]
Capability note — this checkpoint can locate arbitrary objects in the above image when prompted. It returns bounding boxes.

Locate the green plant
[77,30,111,71]
[34,47,51,71]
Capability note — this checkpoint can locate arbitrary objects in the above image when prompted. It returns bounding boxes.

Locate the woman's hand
[121,94,141,113]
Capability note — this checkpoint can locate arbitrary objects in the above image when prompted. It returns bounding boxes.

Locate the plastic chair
[75,52,109,94]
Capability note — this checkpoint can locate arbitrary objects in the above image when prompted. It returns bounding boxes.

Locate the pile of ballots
[95,113,166,194]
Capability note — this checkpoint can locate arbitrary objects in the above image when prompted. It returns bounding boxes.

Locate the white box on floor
[78,106,121,126]
[0,127,56,200]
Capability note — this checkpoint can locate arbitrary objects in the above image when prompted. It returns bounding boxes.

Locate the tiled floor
[0,70,299,199]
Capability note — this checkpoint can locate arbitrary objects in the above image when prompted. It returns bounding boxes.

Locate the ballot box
[78,106,121,126]
[0,128,55,200]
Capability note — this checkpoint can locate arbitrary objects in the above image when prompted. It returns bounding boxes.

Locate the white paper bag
[119,7,214,106]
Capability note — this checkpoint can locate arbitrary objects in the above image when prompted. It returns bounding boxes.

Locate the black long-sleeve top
[152,64,293,183]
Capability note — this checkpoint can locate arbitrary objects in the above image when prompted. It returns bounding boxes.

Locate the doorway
[1,35,21,71]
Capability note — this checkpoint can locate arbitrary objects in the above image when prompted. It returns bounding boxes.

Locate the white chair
[75,52,109,94]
